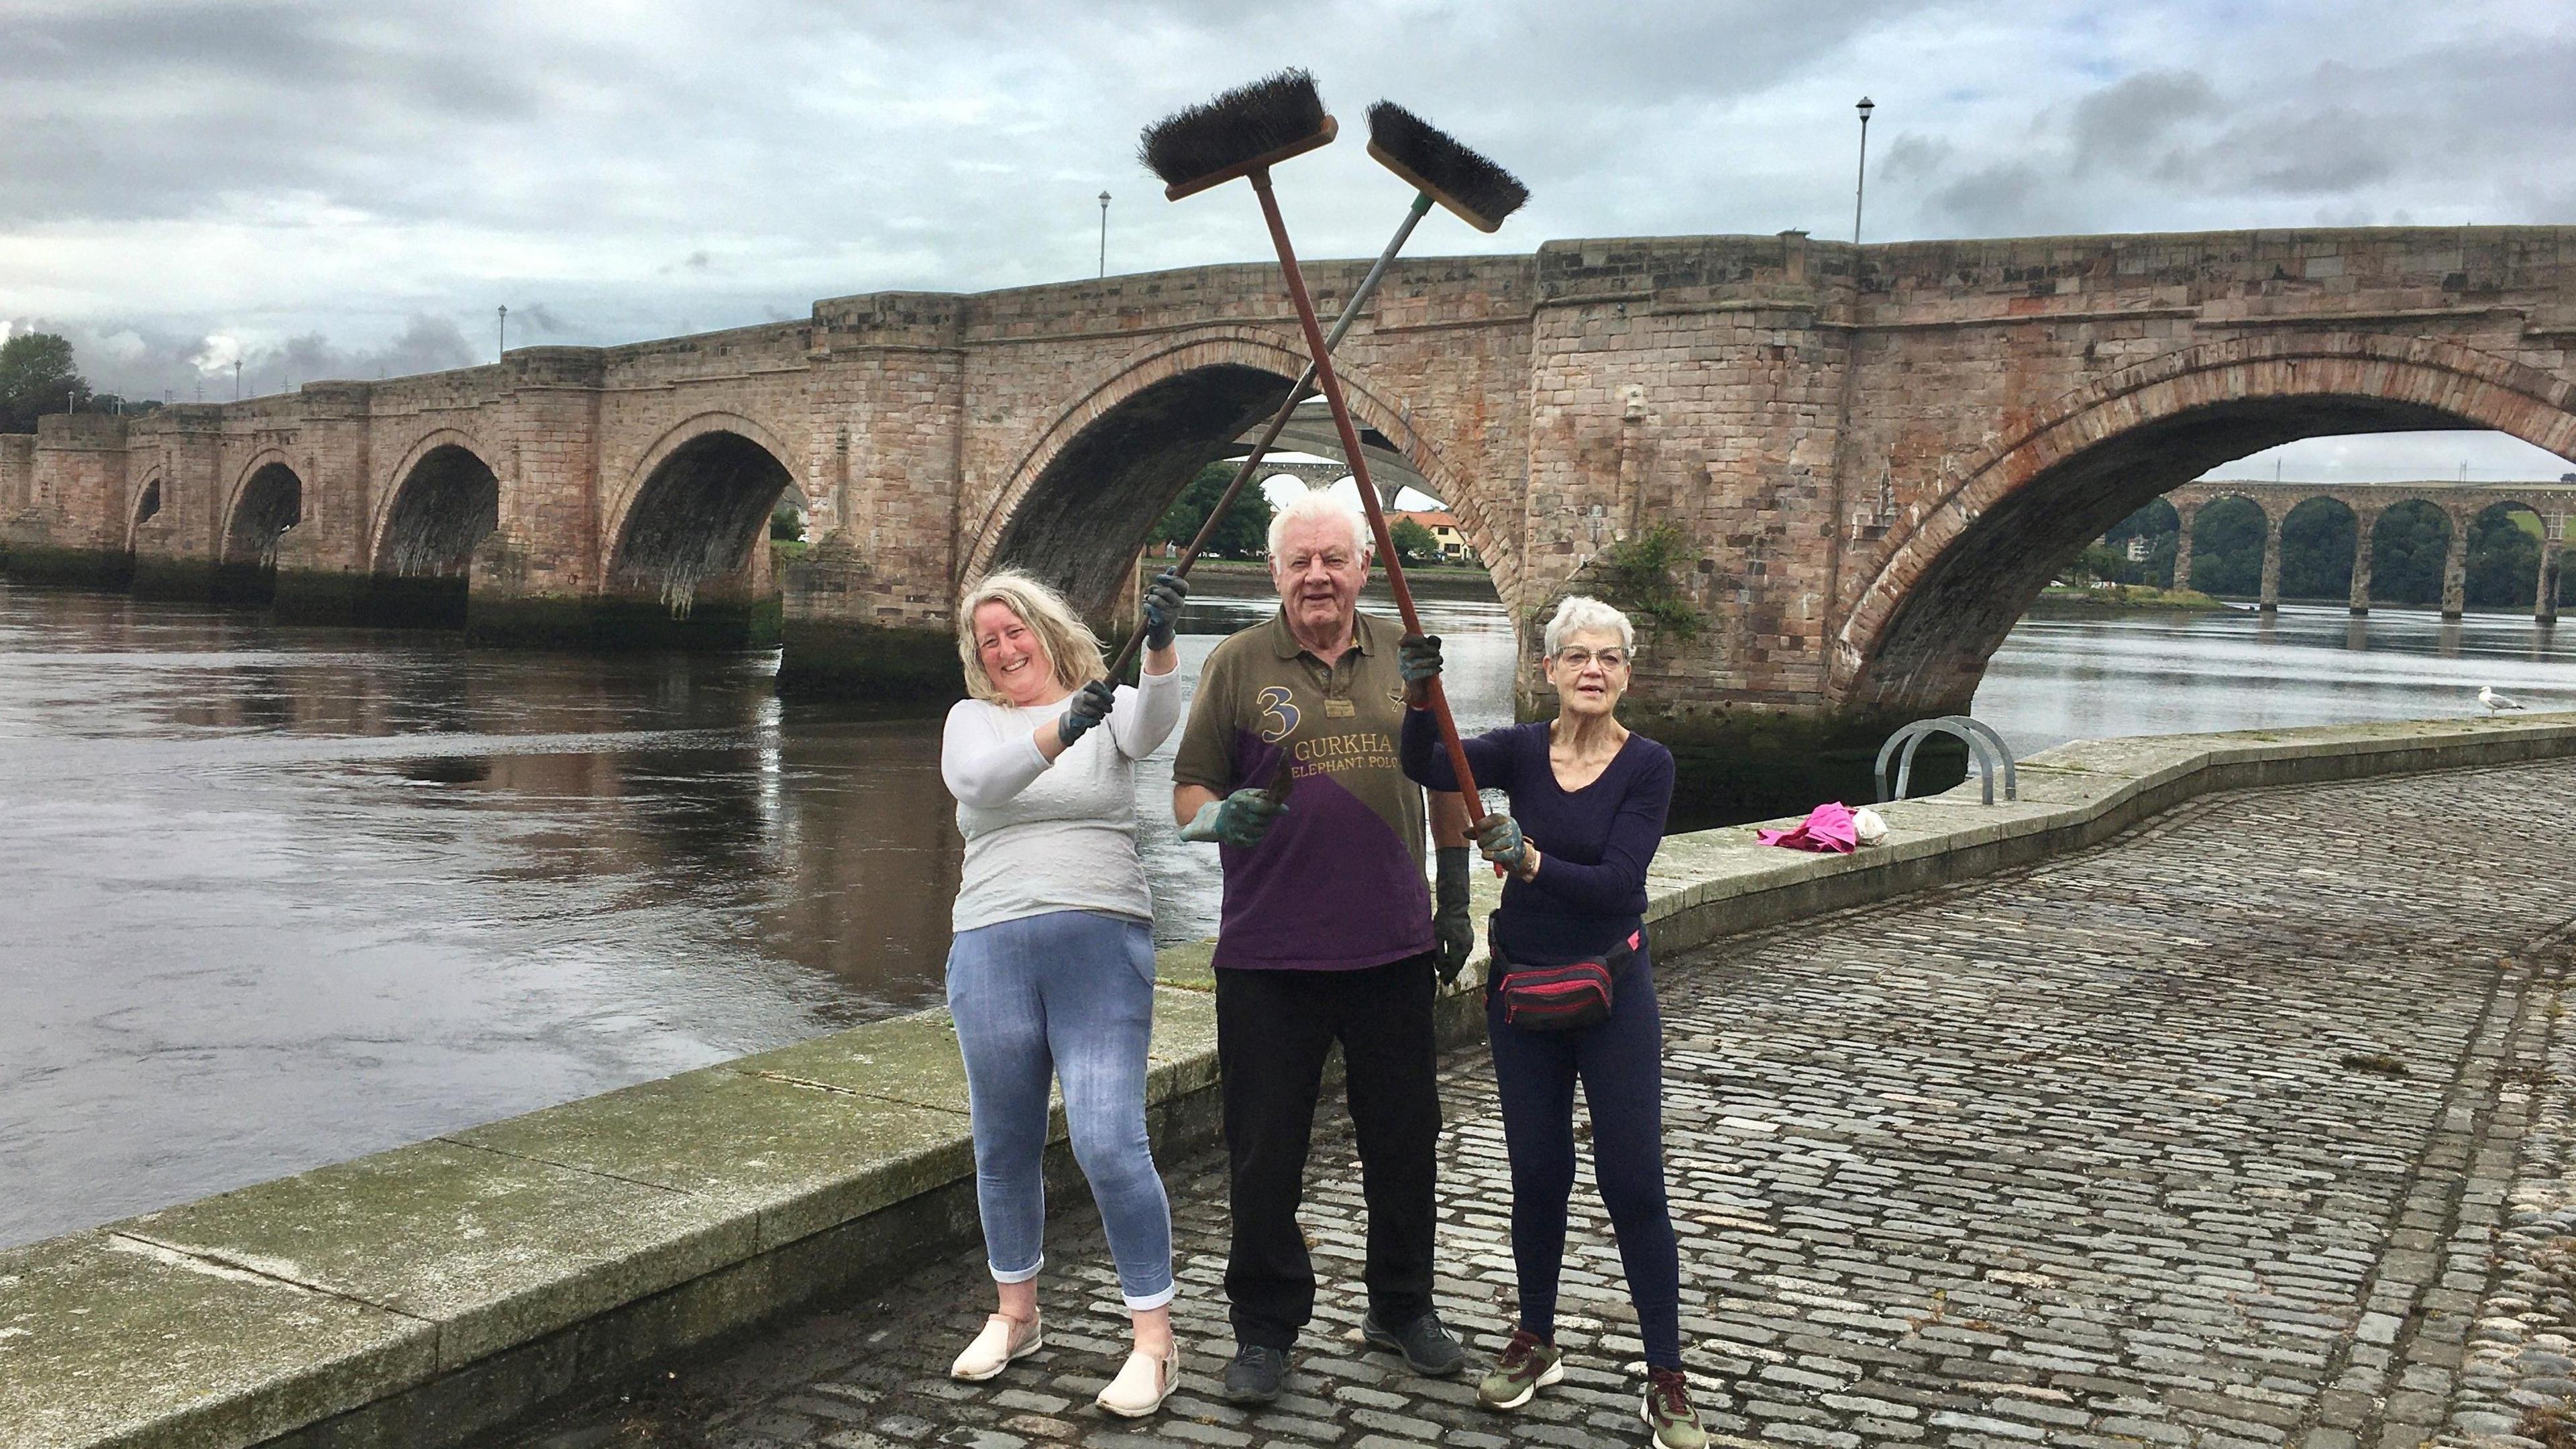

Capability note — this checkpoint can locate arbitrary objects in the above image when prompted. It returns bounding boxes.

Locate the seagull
[2480,686,2526,714]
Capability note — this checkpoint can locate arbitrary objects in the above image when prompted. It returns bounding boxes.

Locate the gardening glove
[1397,633,1443,707]
[1474,811,1529,877]
[1178,787,1287,847]
[1433,846,1472,985]
[1055,680,1116,746]
[1142,569,1189,650]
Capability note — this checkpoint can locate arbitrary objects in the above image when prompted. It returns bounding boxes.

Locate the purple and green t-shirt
[1173,609,1433,971]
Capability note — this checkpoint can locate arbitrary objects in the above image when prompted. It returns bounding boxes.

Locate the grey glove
[1056,680,1115,745]
[1142,569,1189,650]
[1474,811,1527,875]
[1178,787,1288,847]
[1397,633,1442,706]
[1434,845,1472,985]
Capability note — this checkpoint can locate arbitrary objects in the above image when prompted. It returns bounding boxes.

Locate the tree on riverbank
[0,332,85,433]
[1150,462,1275,559]
[2103,500,2178,587]
[2465,504,2543,608]
[2188,497,2265,595]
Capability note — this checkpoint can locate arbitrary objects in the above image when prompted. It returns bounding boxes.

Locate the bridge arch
[606,413,799,611]
[2277,495,2359,602]
[1835,333,2576,712]
[372,430,501,578]
[2182,493,2270,596]
[2366,498,2457,609]
[125,470,164,549]
[222,454,303,567]
[2461,498,2548,611]
[965,329,1510,617]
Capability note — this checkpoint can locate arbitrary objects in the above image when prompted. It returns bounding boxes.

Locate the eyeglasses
[1553,647,1628,671]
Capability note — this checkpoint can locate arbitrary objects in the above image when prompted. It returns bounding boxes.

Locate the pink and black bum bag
[1489,916,1640,1032]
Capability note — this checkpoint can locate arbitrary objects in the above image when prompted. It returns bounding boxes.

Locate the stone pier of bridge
[8,225,2576,814]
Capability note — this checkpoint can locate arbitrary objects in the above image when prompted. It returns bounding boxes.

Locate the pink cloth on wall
[1755,801,1860,854]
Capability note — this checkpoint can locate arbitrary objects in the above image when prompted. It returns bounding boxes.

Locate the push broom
[1099,89,1527,688]
[1138,71,1521,820]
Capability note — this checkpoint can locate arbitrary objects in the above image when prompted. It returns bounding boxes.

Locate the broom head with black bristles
[1364,101,1529,233]
[1140,68,1338,201]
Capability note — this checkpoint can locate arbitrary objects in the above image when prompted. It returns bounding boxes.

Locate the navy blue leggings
[1485,945,1682,1367]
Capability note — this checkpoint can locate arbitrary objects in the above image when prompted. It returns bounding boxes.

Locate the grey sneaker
[1477,1327,1563,1409]
[1222,1342,1287,1405]
[1361,1311,1467,1378]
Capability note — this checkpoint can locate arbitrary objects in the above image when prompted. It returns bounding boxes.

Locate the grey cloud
[0,2,548,224]
[282,314,479,381]
[17,312,478,397]
[1878,133,1955,183]
[1925,162,2047,235]
[2070,70,2220,171]
[7,0,2573,392]
[1911,25,2576,237]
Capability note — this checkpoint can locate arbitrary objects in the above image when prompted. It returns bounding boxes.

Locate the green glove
[1178,787,1287,847]
[1474,812,1527,875]
[1397,633,1442,707]
[1056,680,1114,745]
[1433,846,1472,985]
[1142,569,1189,650]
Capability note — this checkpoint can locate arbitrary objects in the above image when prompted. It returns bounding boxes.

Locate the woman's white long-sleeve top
[940,667,1183,934]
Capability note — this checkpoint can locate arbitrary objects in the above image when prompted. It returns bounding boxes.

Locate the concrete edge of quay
[8,710,2576,1449]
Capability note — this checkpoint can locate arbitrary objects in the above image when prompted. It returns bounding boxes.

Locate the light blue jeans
[946,909,1174,1310]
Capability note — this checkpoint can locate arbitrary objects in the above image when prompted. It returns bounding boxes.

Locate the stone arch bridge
[2161,478,2576,619]
[5,225,2574,810]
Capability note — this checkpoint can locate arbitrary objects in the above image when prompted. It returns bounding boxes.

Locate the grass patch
[2029,584,2234,614]
[1583,523,1703,640]
[2522,1405,2576,1449]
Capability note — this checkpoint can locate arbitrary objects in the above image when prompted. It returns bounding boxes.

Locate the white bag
[1851,806,1888,847]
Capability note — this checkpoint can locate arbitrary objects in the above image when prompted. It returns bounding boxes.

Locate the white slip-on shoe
[950,1312,1043,1382]
[1093,1344,1181,1418]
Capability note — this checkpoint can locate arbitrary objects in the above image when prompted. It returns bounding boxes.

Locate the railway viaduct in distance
[2161,477,2576,621]
[5,225,2574,813]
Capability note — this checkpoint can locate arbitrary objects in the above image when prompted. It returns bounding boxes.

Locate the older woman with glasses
[1397,596,1699,1449]
[938,566,1190,1417]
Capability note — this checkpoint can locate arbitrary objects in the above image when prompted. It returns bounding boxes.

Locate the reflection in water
[1973,602,2576,759]
[11,581,2565,1250]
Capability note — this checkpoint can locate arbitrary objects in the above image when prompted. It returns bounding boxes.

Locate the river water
[5,583,2574,1248]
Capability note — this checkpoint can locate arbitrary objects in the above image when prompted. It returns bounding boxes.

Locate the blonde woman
[938,566,1189,1417]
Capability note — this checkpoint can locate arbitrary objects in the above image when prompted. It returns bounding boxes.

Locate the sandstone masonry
[7,226,2575,804]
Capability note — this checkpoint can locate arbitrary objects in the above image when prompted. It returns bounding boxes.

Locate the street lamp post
[497,305,508,362]
[1853,97,1875,246]
[1098,192,1110,279]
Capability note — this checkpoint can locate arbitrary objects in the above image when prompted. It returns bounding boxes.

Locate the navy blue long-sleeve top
[1400,712,1675,965]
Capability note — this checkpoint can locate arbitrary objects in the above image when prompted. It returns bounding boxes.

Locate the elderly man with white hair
[1397,596,1696,1448]
[1170,489,1475,1405]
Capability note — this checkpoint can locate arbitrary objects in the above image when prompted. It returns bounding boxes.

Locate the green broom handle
[1103,192,1436,682]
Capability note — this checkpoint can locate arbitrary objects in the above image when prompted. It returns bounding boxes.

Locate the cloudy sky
[5,0,2571,480]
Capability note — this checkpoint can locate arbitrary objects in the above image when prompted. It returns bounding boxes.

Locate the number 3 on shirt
[1256,686,1300,744]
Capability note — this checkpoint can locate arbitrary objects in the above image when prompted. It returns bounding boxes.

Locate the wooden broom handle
[1247,169,1487,822]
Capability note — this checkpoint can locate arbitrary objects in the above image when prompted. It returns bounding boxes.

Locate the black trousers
[1214,953,1440,1350]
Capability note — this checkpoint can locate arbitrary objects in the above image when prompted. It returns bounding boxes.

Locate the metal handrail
[1875,715,2019,805]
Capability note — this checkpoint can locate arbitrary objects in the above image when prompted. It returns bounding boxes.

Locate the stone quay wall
[8,710,2576,1449]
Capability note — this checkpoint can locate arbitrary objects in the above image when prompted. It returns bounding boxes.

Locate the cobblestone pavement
[515,762,2576,1449]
